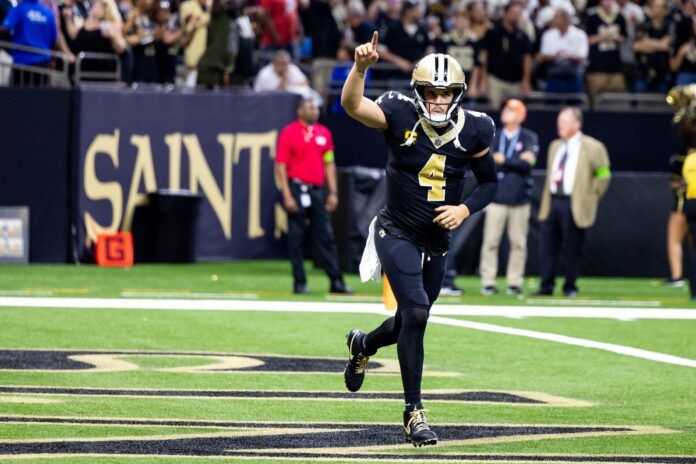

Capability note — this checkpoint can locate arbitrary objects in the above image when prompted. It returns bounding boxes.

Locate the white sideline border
[0,297,694,368]
[0,297,695,320]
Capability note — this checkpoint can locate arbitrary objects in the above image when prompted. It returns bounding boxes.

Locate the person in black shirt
[341,34,497,446]
[300,0,341,59]
[480,1,532,108]
[434,9,482,98]
[343,0,376,52]
[154,0,181,84]
[379,0,429,81]
[70,0,126,62]
[479,99,538,295]
[585,0,627,104]
[368,0,400,39]
[125,0,158,83]
[671,16,696,85]
[633,0,675,93]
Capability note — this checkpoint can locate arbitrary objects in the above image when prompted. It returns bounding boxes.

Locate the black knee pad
[401,305,429,332]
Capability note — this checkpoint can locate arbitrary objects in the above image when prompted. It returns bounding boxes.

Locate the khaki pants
[480,203,531,288]
[586,72,625,105]
[487,75,521,109]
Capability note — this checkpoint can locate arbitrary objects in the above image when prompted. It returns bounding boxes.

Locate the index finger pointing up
[371,31,379,47]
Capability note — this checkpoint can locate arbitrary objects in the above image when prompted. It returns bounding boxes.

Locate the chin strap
[449,119,467,153]
[400,118,423,147]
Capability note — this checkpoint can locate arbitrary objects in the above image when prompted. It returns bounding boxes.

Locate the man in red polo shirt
[275,98,352,295]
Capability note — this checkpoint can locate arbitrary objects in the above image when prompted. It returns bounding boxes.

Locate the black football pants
[363,226,447,406]
[538,196,586,294]
[287,181,343,285]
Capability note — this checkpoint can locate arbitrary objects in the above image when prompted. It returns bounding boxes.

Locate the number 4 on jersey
[419,154,446,202]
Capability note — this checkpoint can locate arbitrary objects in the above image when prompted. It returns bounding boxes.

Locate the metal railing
[594,92,671,113]
[0,40,70,87]
[74,51,122,84]
[0,40,121,87]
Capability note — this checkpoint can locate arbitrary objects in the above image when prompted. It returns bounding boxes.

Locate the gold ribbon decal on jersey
[404,130,419,144]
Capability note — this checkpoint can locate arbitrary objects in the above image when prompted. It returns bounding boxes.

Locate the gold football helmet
[411,53,466,126]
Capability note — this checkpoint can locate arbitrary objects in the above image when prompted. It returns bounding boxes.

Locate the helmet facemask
[413,84,465,128]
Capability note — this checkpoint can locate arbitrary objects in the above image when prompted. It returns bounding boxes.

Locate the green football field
[0,262,694,463]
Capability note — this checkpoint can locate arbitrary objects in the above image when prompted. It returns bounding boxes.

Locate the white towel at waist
[359,216,381,282]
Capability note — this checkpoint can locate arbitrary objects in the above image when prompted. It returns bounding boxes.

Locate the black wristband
[463,152,498,214]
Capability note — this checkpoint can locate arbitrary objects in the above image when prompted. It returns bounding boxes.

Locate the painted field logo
[0,349,686,462]
[0,416,682,462]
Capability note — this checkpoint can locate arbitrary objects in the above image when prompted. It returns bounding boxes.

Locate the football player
[340,32,498,447]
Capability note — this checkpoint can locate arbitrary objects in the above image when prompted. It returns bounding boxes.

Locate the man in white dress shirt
[254,50,323,105]
[538,8,589,93]
[535,107,611,296]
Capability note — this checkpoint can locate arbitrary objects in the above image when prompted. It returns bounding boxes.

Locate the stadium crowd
[1,0,696,99]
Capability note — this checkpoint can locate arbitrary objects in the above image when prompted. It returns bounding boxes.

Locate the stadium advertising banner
[75,88,299,261]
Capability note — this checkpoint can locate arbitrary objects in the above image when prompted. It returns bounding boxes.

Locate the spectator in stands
[275,98,352,295]
[633,0,675,93]
[480,1,532,108]
[538,8,588,93]
[536,107,611,297]
[672,0,695,49]
[584,0,627,104]
[196,0,230,88]
[670,16,696,85]
[154,0,181,84]
[125,0,157,82]
[617,0,644,91]
[480,99,538,296]
[434,9,482,98]
[63,0,125,77]
[367,0,400,38]
[343,0,375,53]
[379,0,429,78]
[254,49,322,103]
[227,4,256,86]
[301,0,342,59]
[1,0,59,85]
[258,0,300,59]
[467,0,490,40]
[180,0,210,87]
[59,0,89,51]
[41,0,79,66]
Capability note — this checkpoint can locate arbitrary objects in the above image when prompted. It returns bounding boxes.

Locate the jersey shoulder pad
[376,90,415,109]
[464,109,496,152]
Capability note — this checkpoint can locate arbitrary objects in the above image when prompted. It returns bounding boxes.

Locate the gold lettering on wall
[164,133,182,191]
[184,134,234,239]
[234,131,277,239]
[83,130,123,246]
[123,135,158,231]
[82,130,283,247]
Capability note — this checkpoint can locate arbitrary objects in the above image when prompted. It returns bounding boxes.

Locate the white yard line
[0,297,695,320]
[0,296,694,368]
[428,316,696,368]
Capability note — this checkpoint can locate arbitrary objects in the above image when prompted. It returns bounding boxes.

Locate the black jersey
[375,90,496,255]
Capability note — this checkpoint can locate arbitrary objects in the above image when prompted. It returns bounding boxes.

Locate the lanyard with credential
[498,133,520,159]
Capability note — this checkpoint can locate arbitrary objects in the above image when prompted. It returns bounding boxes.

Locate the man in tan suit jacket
[535,107,611,296]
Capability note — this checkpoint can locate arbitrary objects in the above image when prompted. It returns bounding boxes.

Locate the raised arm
[341,31,388,130]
